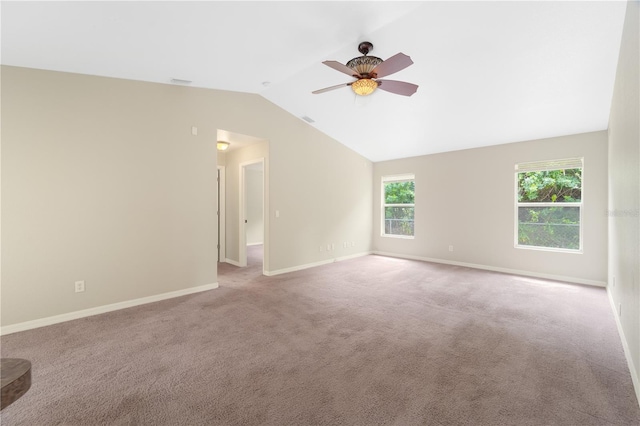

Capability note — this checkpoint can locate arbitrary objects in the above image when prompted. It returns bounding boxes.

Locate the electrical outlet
[449,245,454,252]
[75,280,85,293]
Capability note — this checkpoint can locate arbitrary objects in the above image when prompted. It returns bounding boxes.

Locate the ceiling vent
[170,78,192,85]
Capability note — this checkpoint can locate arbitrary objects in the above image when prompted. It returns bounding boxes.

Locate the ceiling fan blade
[371,53,413,78]
[377,80,419,96]
[322,60,360,77]
[312,82,352,94]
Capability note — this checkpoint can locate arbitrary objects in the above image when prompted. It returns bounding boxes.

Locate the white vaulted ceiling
[1,1,627,162]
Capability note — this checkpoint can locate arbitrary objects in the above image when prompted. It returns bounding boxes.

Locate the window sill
[382,234,415,240]
[515,245,582,254]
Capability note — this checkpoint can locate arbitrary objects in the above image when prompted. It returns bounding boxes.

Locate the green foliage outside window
[517,168,582,250]
[518,169,582,202]
[385,181,415,204]
[384,181,414,236]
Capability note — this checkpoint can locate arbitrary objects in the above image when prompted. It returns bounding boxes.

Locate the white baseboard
[372,251,607,287]
[607,287,640,407]
[264,251,372,276]
[224,258,242,267]
[1,283,219,336]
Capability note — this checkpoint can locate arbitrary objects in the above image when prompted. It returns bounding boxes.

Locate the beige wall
[1,67,220,326]
[608,0,640,402]
[267,125,373,273]
[373,131,608,285]
[217,151,227,167]
[1,65,374,327]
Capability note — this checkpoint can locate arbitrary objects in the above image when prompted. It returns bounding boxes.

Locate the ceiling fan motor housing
[347,41,382,77]
[346,56,382,77]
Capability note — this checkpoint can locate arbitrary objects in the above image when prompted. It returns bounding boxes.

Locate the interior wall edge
[607,286,640,405]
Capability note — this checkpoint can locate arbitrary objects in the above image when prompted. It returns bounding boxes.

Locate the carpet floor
[1,246,639,425]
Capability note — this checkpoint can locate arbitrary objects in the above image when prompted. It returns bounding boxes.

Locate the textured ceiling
[1,1,627,162]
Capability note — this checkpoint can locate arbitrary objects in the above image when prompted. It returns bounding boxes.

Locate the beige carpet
[1,246,639,425]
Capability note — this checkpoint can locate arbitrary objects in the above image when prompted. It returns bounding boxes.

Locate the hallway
[217,244,263,286]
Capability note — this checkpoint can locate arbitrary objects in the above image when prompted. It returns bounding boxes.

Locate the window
[515,158,583,251]
[382,174,415,238]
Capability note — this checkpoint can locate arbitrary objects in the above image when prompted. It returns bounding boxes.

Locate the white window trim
[381,174,415,239]
[514,158,584,253]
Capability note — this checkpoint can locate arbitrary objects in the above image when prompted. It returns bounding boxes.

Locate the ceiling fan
[312,41,418,97]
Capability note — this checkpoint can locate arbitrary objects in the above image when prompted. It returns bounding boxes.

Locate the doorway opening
[239,159,265,271]
[217,165,226,263]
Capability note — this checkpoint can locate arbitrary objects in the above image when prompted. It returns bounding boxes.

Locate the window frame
[514,158,584,253]
[381,174,415,239]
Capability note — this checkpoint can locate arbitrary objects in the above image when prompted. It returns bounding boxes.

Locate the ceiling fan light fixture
[351,79,378,96]
[217,141,230,151]
[313,41,417,97]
